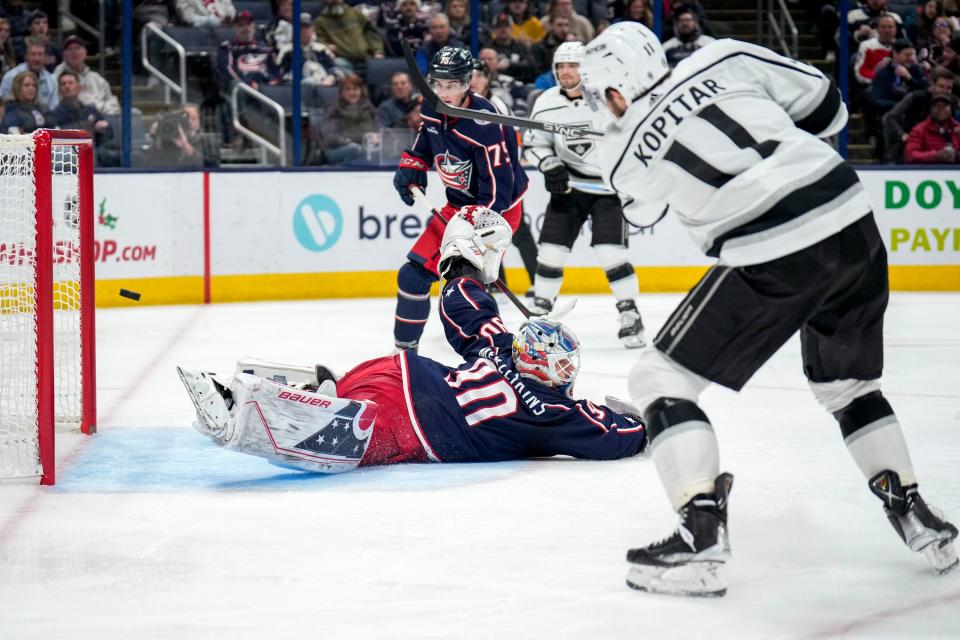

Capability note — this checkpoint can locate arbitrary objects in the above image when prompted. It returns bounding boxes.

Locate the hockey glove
[539,156,570,195]
[394,151,429,206]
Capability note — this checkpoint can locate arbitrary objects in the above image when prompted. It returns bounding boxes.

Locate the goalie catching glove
[437,205,512,284]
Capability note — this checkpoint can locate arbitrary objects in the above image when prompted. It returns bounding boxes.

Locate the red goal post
[0,129,96,486]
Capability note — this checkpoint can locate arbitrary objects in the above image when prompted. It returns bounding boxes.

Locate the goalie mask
[513,318,581,397]
[438,205,512,283]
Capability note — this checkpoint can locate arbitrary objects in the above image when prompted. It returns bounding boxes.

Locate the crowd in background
[1,0,958,165]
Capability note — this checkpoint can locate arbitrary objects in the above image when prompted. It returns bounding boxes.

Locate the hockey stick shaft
[401,39,605,138]
[409,187,533,319]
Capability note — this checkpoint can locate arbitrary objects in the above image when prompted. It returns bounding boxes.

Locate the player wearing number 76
[177,206,645,474]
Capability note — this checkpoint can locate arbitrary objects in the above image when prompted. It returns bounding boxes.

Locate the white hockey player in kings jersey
[523,42,645,348]
[580,23,957,597]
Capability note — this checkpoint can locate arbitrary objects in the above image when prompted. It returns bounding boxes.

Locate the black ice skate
[530,296,554,316]
[616,299,646,349]
[869,470,958,574]
[626,473,733,597]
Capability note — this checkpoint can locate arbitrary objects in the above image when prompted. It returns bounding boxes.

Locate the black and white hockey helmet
[428,46,473,88]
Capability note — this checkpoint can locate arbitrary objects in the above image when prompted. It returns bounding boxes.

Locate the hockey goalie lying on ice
[177,206,647,474]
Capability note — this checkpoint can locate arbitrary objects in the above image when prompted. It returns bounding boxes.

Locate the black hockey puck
[119,288,142,301]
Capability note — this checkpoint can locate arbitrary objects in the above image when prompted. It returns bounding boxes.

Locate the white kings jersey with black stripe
[523,86,614,194]
[600,39,870,266]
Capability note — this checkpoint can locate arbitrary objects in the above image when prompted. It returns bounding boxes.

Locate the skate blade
[924,539,959,575]
[620,333,647,349]
[626,561,727,597]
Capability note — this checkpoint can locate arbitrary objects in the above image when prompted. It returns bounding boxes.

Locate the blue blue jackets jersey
[412,92,528,214]
[398,277,646,463]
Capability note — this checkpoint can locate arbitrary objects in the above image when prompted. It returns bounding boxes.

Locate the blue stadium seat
[163,26,218,53]
[302,1,325,18]
[260,84,294,112]
[234,1,274,22]
[365,56,408,104]
[310,85,339,108]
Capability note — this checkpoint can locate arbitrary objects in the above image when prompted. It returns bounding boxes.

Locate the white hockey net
[0,135,40,478]
[0,132,90,482]
[52,142,82,425]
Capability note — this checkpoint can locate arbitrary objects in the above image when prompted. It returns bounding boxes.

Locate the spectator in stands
[532,13,573,75]
[145,103,221,168]
[484,14,537,83]
[26,11,59,72]
[405,101,421,131]
[217,11,281,91]
[904,93,960,162]
[854,14,899,86]
[445,0,471,40]
[314,0,385,71]
[478,46,530,111]
[387,0,428,56]
[53,36,120,115]
[3,0,30,60]
[507,0,546,44]
[869,39,927,113]
[541,0,594,44]
[1,70,46,134]
[849,0,902,49]
[663,5,715,67]
[612,0,652,28]
[320,74,379,165]
[470,58,512,113]
[377,71,418,128]
[266,0,295,50]
[910,0,946,49]
[414,14,462,72]
[176,0,237,28]
[0,38,58,111]
[883,66,955,161]
[918,15,955,68]
[47,70,118,166]
[0,19,16,78]
[277,13,343,85]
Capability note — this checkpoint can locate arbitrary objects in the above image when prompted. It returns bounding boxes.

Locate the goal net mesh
[0,135,83,479]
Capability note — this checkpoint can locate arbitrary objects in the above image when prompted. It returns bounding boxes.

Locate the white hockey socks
[534,243,569,307]
[646,398,721,511]
[831,390,916,485]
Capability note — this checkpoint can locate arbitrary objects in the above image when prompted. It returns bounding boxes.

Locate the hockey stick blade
[401,39,604,138]
[409,186,533,319]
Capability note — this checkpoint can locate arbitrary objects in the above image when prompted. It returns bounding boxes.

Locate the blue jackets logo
[293,194,342,252]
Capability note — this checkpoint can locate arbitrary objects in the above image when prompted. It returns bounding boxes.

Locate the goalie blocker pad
[218,373,376,474]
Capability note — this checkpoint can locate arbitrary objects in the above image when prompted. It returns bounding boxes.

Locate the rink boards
[90,168,960,306]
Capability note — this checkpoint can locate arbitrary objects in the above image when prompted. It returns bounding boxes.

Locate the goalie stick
[401,39,605,138]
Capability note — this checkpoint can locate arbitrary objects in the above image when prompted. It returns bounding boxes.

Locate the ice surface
[1,292,958,639]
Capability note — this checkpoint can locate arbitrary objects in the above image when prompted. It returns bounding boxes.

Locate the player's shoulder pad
[444,276,490,303]
[673,38,753,72]
[529,86,565,116]
[458,94,502,129]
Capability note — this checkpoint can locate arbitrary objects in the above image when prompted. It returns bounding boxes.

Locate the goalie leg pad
[221,373,377,474]
[235,357,322,389]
